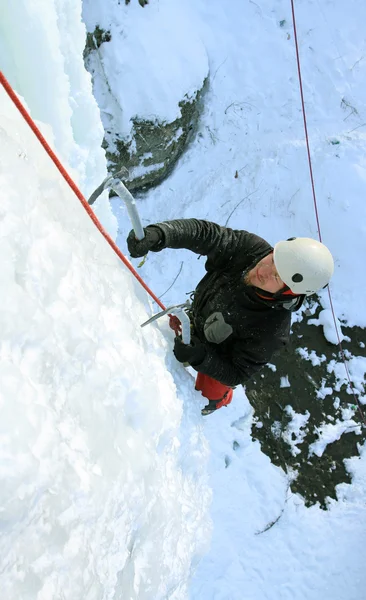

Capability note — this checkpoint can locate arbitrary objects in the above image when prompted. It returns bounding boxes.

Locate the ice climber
[127,219,334,415]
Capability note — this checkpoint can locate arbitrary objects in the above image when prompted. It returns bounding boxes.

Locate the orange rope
[0,70,166,312]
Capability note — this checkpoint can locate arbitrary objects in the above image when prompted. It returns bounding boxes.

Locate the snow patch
[280,375,291,388]
[297,347,327,366]
[309,418,362,458]
[308,309,344,345]
[282,407,310,456]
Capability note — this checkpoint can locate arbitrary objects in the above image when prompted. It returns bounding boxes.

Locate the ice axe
[88,167,144,240]
[141,300,192,345]
[88,169,191,343]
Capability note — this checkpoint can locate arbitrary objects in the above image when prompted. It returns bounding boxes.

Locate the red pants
[195,372,233,409]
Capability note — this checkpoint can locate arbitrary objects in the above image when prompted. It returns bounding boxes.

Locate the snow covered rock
[83,0,209,192]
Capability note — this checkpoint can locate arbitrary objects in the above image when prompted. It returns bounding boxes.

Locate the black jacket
[155,219,292,387]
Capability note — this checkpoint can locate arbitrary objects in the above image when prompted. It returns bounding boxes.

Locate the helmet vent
[292,273,303,283]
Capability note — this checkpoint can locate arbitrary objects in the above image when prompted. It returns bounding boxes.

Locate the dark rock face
[104,84,207,193]
[245,298,366,509]
[125,0,149,6]
[85,26,111,53]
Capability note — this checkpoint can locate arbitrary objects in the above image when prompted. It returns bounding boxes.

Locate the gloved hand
[127,226,164,258]
[173,336,206,366]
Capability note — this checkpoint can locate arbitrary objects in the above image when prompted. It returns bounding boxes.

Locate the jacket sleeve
[155,219,270,271]
[190,341,269,387]
[191,328,289,387]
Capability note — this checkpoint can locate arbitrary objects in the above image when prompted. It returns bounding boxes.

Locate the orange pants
[195,372,233,409]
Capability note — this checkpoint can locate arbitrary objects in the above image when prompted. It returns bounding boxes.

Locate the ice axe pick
[88,167,145,240]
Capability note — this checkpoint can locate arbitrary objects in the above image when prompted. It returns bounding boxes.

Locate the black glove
[127,226,164,258]
[173,336,206,366]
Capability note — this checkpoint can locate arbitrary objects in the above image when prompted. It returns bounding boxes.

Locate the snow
[1,0,366,599]
[310,418,362,458]
[0,0,116,237]
[328,356,366,399]
[308,308,345,345]
[0,0,104,193]
[270,403,316,460]
[280,375,291,388]
[297,347,327,366]
[316,380,334,400]
[0,84,211,598]
[282,406,310,456]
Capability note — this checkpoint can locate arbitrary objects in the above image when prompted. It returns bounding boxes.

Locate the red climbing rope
[290,0,365,423]
[0,70,166,313]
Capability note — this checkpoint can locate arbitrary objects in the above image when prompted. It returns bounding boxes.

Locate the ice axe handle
[178,310,191,345]
[109,179,145,241]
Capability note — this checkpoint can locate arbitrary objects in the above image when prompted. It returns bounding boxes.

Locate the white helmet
[273,237,334,295]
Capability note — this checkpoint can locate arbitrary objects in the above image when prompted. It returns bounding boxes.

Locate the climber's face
[246,253,285,293]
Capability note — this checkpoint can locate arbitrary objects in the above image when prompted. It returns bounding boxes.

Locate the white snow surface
[297,347,327,367]
[308,308,345,345]
[310,420,362,457]
[0,83,211,599]
[1,0,366,599]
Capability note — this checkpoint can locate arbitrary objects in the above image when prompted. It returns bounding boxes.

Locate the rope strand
[290,0,365,424]
[0,71,166,313]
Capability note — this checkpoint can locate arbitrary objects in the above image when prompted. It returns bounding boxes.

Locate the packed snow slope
[0,1,365,600]
[0,4,211,600]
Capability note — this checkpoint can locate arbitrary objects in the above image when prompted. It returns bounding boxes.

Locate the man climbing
[127,219,334,415]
